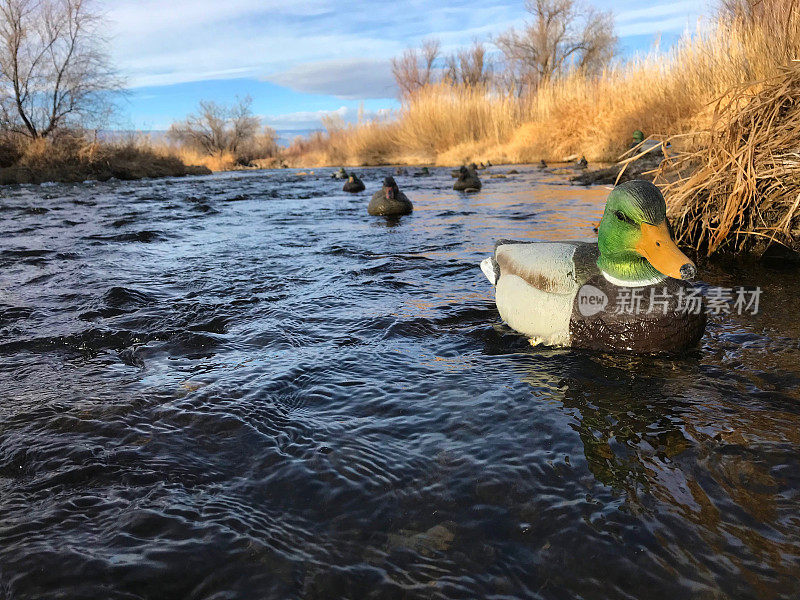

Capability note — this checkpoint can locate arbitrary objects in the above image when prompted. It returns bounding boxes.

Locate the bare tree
[168,97,262,157]
[495,0,616,94]
[0,0,120,138]
[391,38,440,97]
[443,41,493,87]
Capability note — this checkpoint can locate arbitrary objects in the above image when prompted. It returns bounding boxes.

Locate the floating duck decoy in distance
[331,167,348,179]
[630,130,668,157]
[343,174,365,193]
[480,180,705,353]
[453,166,482,192]
[367,176,413,216]
[413,166,432,177]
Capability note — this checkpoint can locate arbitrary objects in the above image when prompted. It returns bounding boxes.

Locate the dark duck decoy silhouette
[453,165,482,192]
[343,174,365,193]
[367,176,413,216]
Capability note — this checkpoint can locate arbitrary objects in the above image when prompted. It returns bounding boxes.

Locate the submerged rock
[367,176,412,216]
[386,523,455,556]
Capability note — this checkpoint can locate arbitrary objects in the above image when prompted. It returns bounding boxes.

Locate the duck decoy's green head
[597,180,696,284]
[632,130,645,143]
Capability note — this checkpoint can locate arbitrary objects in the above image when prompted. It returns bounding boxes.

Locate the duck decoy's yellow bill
[636,222,697,280]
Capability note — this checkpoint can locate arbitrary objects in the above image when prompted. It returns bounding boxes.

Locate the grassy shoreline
[0,137,212,185]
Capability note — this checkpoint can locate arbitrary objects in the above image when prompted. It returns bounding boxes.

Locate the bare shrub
[391,38,441,98]
[168,97,276,164]
[495,0,617,94]
[443,41,493,88]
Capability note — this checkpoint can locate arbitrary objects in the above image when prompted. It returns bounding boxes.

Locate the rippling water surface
[1,167,799,599]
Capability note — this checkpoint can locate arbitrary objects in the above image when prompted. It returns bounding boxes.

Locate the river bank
[0,137,211,185]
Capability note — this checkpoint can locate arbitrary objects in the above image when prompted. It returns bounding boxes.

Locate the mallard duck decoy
[453,166,481,192]
[480,180,706,352]
[630,130,668,157]
[331,167,348,179]
[367,176,413,216]
[343,174,365,193]
[413,166,431,177]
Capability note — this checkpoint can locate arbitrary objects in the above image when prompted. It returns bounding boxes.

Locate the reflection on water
[0,167,799,599]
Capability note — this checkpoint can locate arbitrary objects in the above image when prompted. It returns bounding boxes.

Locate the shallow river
[1,166,799,600]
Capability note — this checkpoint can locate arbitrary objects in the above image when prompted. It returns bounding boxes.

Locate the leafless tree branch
[0,0,122,138]
[495,0,617,96]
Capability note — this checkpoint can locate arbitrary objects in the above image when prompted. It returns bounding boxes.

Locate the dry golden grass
[0,134,210,184]
[654,65,800,254]
[170,147,239,172]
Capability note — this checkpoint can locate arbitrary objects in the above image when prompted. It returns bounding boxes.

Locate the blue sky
[107,0,710,131]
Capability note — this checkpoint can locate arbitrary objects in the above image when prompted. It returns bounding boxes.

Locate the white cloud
[266,58,396,100]
[616,1,704,23]
[106,0,526,90]
[617,15,703,38]
[264,105,393,130]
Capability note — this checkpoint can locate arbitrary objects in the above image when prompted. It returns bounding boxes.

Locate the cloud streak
[264,105,392,130]
[107,0,525,90]
[266,58,396,100]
